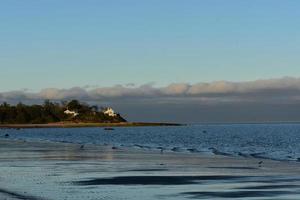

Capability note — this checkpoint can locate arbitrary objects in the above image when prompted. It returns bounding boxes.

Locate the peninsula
[0,100,182,128]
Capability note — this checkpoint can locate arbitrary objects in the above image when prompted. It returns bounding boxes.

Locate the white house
[103,107,117,117]
[64,109,79,117]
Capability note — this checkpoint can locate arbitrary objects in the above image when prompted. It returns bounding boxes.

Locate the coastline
[1,138,300,199]
[0,122,184,129]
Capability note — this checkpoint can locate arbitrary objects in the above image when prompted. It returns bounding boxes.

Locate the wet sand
[1,139,300,199]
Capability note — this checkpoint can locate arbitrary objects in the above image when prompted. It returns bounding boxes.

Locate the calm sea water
[1,123,300,161]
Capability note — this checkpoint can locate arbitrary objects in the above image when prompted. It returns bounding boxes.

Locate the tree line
[0,100,126,124]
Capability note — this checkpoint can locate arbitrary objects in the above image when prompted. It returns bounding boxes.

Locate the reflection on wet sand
[1,139,300,200]
[181,190,298,199]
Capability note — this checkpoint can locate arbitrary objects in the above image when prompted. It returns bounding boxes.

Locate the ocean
[1,123,300,162]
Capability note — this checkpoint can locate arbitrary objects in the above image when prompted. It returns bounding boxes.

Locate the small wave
[171,147,182,152]
[209,147,232,156]
[133,144,152,149]
[250,153,269,159]
[237,152,251,158]
[187,148,200,153]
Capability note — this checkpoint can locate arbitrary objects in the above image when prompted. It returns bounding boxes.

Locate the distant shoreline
[0,122,184,129]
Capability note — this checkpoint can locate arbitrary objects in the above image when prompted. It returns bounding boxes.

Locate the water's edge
[1,124,300,162]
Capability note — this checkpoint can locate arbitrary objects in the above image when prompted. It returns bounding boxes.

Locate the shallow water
[1,139,300,200]
[1,123,300,161]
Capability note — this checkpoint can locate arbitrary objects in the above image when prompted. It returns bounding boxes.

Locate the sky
[1,0,300,122]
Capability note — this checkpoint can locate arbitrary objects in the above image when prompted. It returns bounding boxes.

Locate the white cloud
[161,83,190,95]
[38,87,89,100]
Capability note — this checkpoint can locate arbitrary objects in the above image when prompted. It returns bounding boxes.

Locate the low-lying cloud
[1,77,300,103]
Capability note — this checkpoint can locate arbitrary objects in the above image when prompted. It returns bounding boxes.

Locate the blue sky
[1,0,300,91]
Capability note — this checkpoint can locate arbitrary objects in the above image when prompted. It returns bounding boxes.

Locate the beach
[1,138,300,200]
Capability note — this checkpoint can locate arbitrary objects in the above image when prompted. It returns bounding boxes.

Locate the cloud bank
[2,77,300,123]
[1,77,300,103]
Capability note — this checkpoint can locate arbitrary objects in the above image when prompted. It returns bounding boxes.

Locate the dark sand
[0,139,300,199]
